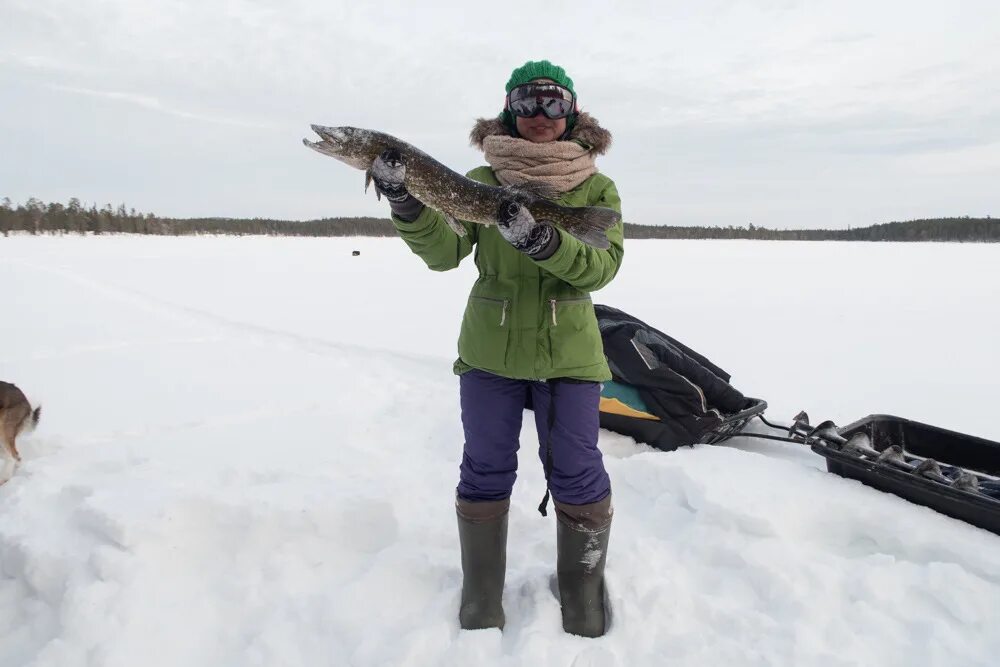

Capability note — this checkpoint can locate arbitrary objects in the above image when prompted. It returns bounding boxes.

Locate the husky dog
[1,382,41,476]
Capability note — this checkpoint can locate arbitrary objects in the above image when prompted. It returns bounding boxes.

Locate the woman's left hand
[496,201,559,258]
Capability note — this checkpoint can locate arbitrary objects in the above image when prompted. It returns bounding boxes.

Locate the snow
[2,235,999,666]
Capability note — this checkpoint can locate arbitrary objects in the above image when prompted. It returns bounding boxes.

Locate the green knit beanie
[505,60,575,95]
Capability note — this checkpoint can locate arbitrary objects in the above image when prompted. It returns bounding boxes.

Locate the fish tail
[544,204,620,250]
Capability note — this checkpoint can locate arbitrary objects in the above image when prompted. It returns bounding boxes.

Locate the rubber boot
[555,494,613,638]
[456,496,509,630]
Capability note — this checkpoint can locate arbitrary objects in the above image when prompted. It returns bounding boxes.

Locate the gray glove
[496,200,560,259]
[370,149,425,222]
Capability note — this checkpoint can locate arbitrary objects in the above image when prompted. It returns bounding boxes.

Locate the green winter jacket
[392,164,624,382]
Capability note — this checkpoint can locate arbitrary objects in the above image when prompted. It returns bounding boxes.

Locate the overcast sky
[1,0,997,228]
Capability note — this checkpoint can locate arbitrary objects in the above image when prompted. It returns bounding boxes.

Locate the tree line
[622,218,999,242]
[0,198,396,238]
[2,197,997,242]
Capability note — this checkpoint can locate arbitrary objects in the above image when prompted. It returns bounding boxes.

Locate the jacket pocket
[458,295,511,370]
[547,297,605,370]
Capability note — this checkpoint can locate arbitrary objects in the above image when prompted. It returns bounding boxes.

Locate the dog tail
[31,405,41,428]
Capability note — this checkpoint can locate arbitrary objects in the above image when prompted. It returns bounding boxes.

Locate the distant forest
[2,197,998,242]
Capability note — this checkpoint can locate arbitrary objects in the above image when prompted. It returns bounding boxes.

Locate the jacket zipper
[471,296,510,326]
[548,297,592,326]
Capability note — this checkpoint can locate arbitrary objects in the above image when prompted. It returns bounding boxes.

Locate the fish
[303,125,619,249]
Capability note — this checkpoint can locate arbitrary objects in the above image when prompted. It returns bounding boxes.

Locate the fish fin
[558,205,620,250]
[365,169,375,196]
[517,180,560,201]
[444,213,467,237]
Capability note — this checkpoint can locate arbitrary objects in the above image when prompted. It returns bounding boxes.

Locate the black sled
[811,415,1000,535]
[593,304,1000,537]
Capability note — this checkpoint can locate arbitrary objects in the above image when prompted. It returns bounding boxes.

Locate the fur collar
[469,111,612,156]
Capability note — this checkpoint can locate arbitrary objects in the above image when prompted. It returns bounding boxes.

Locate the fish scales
[304,125,618,249]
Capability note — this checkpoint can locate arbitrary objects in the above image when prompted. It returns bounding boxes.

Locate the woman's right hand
[371,149,425,222]
[370,149,408,201]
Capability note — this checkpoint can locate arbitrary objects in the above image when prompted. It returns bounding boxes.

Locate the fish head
[305,125,377,170]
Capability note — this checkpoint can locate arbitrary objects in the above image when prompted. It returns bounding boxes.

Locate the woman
[370,60,624,638]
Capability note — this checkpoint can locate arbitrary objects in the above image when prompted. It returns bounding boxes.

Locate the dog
[1,381,41,472]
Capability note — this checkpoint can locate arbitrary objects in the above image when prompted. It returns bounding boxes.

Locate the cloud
[1,0,997,227]
[45,84,276,129]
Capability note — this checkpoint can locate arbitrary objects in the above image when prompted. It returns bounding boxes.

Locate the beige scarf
[481,136,597,194]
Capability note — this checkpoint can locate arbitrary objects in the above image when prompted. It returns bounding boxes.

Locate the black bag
[596,304,765,451]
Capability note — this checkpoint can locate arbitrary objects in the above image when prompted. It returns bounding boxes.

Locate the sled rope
[537,380,558,517]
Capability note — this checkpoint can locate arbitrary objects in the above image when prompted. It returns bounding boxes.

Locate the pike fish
[303,125,619,249]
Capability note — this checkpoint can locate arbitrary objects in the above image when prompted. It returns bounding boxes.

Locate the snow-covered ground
[2,235,999,667]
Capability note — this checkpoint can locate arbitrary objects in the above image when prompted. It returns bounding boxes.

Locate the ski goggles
[506,83,576,120]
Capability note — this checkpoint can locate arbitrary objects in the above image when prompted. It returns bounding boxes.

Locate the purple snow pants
[456,368,611,506]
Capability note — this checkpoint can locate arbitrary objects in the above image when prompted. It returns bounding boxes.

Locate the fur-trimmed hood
[469,112,612,156]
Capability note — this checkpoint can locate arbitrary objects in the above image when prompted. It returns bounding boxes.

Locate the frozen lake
[2,235,999,666]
